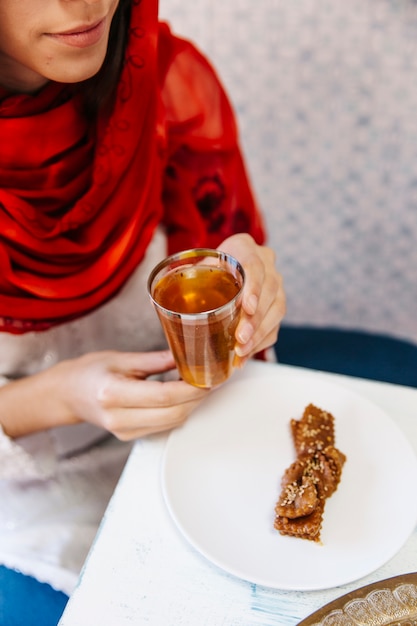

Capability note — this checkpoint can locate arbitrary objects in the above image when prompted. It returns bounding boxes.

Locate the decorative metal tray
[298,573,417,626]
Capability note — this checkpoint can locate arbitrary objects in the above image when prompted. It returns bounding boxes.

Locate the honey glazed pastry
[274,404,346,542]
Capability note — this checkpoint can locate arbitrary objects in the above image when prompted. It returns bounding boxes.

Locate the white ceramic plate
[161,363,417,591]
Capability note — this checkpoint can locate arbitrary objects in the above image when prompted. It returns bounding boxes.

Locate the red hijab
[0,0,264,333]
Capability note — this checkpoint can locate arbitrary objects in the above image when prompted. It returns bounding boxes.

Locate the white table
[59,362,417,626]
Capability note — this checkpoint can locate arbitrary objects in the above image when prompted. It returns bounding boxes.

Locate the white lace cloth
[0,230,167,595]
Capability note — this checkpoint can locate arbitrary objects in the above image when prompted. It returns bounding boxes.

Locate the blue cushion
[0,566,68,626]
[275,325,417,388]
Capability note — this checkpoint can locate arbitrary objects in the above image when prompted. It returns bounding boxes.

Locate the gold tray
[298,573,417,625]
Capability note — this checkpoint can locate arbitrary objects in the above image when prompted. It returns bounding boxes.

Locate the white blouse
[0,230,168,594]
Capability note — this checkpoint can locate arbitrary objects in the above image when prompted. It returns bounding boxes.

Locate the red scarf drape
[0,0,264,334]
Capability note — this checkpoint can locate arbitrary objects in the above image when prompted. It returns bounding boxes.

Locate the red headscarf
[0,0,264,333]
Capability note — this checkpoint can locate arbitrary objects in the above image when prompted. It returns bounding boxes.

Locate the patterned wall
[159,0,417,345]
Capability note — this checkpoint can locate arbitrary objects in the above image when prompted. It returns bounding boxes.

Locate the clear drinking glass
[147,248,245,388]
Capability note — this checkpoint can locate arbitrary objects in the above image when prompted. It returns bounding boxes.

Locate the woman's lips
[47,18,106,48]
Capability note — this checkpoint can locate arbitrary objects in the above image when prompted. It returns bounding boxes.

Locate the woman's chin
[47,59,105,85]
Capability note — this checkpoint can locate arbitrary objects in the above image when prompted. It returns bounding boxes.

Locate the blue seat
[275,325,417,388]
[0,566,68,626]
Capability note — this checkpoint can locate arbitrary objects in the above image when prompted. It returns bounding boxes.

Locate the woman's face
[0,0,120,93]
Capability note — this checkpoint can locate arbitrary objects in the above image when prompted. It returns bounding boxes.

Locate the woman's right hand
[0,350,209,440]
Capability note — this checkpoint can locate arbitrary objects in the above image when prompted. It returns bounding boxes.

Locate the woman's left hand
[218,233,286,361]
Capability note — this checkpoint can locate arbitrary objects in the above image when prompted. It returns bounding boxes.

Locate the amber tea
[148,249,245,388]
[152,265,240,314]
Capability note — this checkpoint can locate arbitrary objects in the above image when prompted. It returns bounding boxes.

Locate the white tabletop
[59,362,417,626]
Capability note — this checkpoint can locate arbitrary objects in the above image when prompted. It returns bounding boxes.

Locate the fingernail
[237,322,253,344]
[247,294,258,315]
[235,341,252,358]
[234,344,245,358]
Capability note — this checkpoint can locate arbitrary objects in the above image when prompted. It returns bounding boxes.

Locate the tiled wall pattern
[159,0,417,344]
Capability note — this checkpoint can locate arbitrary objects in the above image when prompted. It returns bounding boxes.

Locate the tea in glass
[147,249,245,388]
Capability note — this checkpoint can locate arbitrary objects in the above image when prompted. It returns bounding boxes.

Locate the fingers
[241,246,272,315]
[103,349,177,378]
[94,353,209,439]
[100,393,206,441]
[236,252,285,357]
[59,349,211,440]
[217,235,286,358]
[234,248,268,350]
[246,270,285,355]
[99,375,208,410]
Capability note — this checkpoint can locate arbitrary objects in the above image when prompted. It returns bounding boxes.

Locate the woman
[0,0,285,611]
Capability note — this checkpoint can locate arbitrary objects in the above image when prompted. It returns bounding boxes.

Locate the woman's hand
[0,236,284,442]
[0,350,209,441]
[218,234,286,360]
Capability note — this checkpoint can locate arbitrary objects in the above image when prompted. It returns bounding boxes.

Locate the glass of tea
[147,248,245,388]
